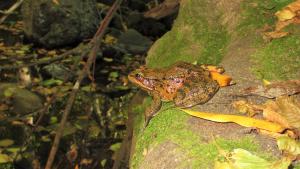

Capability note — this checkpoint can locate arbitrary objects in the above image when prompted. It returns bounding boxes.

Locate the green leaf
[88,125,101,138]
[6,147,21,153]
[231,149,291,169]
[50,116,58,124]
[3,88,15,97]
[41,135,51,142]
[0,153,12,163]
[101,159,107,167]
[0,139,14,147]
[109,142,121,152]
[41,79,63,86]
[109,71,119,78]
[103,57,113,62]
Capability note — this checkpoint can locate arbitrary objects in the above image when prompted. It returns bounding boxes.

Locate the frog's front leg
[144,91,162,128]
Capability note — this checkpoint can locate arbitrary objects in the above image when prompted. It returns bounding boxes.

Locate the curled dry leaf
[264,0,300,39]
[277,136,300,158]
[240,80,300,98]
[202,65,233,87]
[201,65,225,73]
[210,72,233,87]
[275,0,300,21]
[263,96,300,133]
[232,100,263,117]
[144,0,180,20]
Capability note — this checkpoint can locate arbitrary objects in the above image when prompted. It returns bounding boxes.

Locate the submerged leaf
[0,139,14,147]
[0,153,12,163]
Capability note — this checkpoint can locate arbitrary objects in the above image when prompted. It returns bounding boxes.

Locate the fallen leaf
[0,139,14,147]
[275,0,300,21]
[210,72,233,87]
[180,109,286,133]
[264,0,300,39]
[52,0,60,5]
[0,153,12,163]
[263,96,300,130]
[232,100,263,116]
[264,31,289,39]
[0,104,9,111]
[144,0,180,19]
[201,65,225,73]
[214,161,233,169]
[240,80,300,98]
[231,149,291,169]
[277,136,300,157]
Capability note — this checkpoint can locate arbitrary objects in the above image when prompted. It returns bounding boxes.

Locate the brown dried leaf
[232,100,263,116]
[276,0,300,21]
[144,0,180,19]
[240,80,300,98]
[264,0,300,39]
[263,96,300,130]
[264,30,289,39]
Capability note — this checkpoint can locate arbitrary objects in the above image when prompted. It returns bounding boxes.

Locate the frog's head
[128,66,155,91]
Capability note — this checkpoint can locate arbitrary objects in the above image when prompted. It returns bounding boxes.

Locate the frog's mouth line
[128,74,155,91]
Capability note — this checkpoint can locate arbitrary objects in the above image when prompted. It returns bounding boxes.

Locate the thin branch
[0,0,24,24]
[44,0,123,169]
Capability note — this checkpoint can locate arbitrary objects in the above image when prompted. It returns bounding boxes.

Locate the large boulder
[21,0,100,48]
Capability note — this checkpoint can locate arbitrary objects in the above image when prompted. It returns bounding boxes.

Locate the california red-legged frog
[128,61,219,127]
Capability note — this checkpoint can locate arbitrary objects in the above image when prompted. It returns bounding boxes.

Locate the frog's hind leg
[144,92,162,128]
[174,80,219,108]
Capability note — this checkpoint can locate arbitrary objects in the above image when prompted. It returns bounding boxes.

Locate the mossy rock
[129,0,300,168]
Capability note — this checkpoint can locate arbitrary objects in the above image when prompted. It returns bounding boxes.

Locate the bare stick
[44,0,123,169]
[0,0,24,24]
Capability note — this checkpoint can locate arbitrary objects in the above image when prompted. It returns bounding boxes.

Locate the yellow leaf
[262,79,271,86]
[275,9,295,21]
[180,109,286,133]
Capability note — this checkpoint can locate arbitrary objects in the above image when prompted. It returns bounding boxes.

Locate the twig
[0,0,24,24]
[44,0,123,169]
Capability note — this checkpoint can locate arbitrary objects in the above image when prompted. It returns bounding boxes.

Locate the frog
[128,61,219,127]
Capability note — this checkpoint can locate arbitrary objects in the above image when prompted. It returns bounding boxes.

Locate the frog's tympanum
[128,61,219,127]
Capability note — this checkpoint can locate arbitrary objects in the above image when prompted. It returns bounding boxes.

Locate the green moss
[146,0,229,68]
[131,106,273,168]
[295,164,300,169]
[238,0,293,36]
[251,36,300,80]
[238,0,300,80]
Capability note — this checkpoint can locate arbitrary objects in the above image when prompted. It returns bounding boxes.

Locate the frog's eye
[135,73,143,80]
